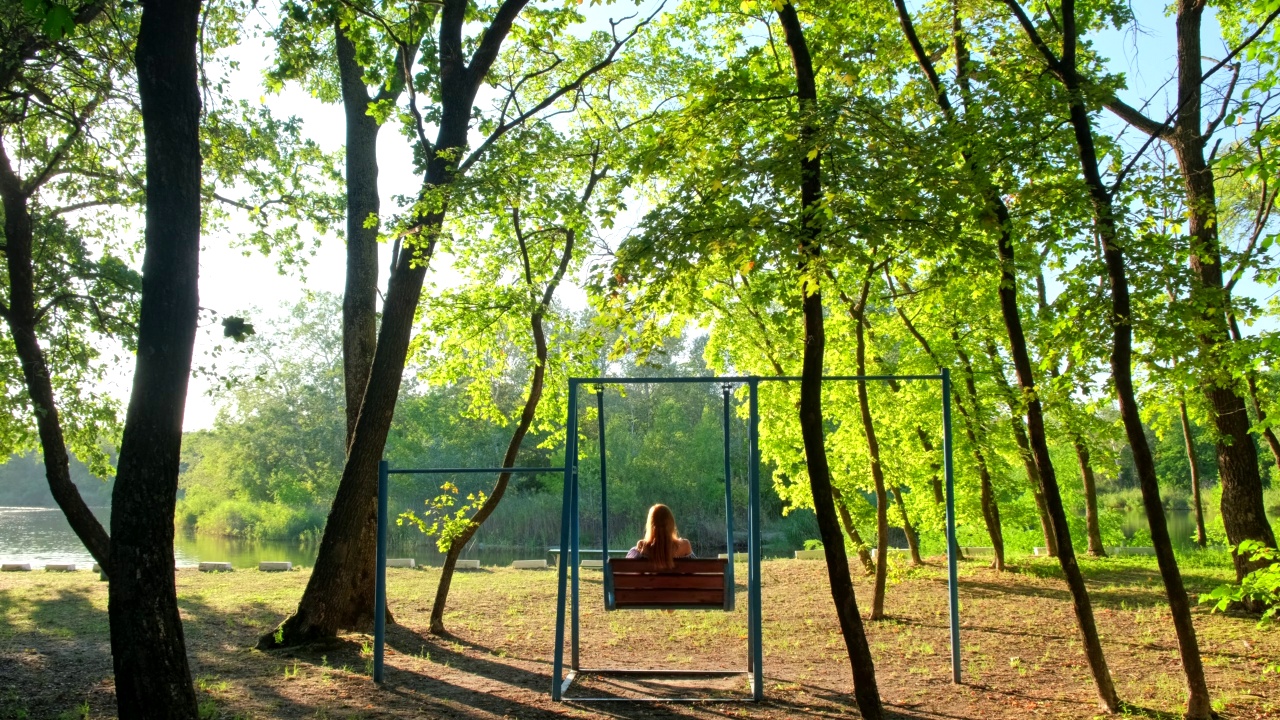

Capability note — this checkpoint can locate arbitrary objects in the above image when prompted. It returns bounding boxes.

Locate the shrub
[1199,540,1280,625]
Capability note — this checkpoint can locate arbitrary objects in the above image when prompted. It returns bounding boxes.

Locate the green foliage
[1200,540,1280,625]
[397,482,488,553]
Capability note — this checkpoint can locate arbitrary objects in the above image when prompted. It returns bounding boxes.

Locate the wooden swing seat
[604,558,734,611]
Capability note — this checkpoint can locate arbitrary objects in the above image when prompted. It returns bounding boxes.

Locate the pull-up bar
[372,461,565,684]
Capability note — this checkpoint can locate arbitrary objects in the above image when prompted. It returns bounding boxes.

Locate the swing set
[371,371,960,705]
[551,373,960,702]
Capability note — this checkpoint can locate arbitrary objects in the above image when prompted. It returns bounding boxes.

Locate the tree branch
[457,3,664,174]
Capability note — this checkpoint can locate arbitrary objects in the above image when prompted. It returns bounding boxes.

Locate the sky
[174,2,1255,430]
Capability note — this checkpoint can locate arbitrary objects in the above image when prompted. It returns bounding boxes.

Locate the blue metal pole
[374,460,389,684]
[747,378,763,701]
[571,450,580,671]
[722,384,735,597]
[942,368,961,684]
[597,388,609,568]
[552,382,578,700]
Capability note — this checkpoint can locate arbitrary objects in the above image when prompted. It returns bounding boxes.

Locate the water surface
[0,506,548,568]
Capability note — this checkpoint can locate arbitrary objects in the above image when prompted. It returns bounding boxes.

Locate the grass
[0,555,1276,718]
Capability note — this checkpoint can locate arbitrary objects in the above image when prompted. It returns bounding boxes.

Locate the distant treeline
[0,452,114,507]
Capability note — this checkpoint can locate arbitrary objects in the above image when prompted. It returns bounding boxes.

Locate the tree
[0,0,144,575]
[261,0,652,648]
[106,0,204,712]
[775,3,882,716]
[1003,1,1211,714]
[423,127,611,633]
[1104,0,1280,580]
[891,2,1119,707]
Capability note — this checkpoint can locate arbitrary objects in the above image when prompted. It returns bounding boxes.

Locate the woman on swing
[626,503,695,568]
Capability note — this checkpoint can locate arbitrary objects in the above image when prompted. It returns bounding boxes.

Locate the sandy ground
[0,554,1276,719]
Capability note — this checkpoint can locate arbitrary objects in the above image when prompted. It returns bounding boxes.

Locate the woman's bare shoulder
[676,538,693,555]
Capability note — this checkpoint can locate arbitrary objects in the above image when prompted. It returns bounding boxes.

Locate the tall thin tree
[776,3,883,716]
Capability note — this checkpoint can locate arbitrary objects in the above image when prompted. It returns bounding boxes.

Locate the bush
[1200,540,1280,625]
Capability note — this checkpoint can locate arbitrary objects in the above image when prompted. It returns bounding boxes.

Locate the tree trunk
[833,487,876,574]
[984,341,1057,556]
[894,304,1003,569]
[1035,279,1107,559]
[850,280,891,619]
[957,339,1016,569]
[1172,0,1276,581]
[1072,437,1107,556]
[0,182,111,573]
[894,487,923,566]
[1180,398,1208,548]
[430,210,581,634]
[1005,1,1210,713]
[336,26,385,445]
[777,4,882,716]
[1103,0,1278,579]
[1228,314,1280,480]
[332,25,391,632]
[260,0,532,648]
[916,426,944,504]
[108,0,203,714]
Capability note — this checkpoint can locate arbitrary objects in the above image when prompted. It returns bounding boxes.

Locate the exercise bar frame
[372,463,566,684]
[551,371,959,703]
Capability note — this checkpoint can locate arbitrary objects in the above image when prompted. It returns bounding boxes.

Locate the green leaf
[41,3,75,39]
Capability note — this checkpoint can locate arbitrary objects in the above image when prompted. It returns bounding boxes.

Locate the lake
[0,506,549,569]
[1121,508,1202,551]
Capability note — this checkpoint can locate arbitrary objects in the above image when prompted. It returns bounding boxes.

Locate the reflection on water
[1121,508,1201,551]
[0,506,549,568]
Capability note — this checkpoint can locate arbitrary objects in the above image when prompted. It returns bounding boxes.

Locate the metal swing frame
[551,372,960,704]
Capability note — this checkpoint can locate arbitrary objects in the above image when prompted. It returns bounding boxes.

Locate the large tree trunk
[260,0,532,648]
[1104,0,1278,579]
[850,280,891,619]
[832,487,876,574]
[1006,1,1211,714]
[0,183,111,573]
[331,27,413,630]
[1228,314,1280,480]
[984,341,1056,556]
[107,0,203,714]
[1172,0,1277,580]
[336,27,385,444]
[777,4,882,716]
[1179,398,1208,547]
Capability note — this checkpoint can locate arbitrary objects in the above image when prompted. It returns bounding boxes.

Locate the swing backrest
[604,558,733,611]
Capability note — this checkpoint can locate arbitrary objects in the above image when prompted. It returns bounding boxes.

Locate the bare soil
[0,555,1276,719]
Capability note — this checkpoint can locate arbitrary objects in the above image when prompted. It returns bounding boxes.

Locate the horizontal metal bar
[564,697,750,703]
[605,605,734,611]
[571,376,755,385]
[569,374,942,385]
[765,374,943,382]
[386,467,564,475]
[547,548,629,555]
[575,669,748,677]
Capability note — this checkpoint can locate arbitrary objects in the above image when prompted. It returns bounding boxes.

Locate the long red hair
[638,504,680,569]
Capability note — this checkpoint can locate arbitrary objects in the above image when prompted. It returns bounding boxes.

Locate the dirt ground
[0,554,1277,719]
